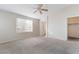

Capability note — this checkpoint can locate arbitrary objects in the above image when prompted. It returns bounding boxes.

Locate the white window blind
[16,18,33,33]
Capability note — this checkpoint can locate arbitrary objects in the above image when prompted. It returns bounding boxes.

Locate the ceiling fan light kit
[33,4,48,14]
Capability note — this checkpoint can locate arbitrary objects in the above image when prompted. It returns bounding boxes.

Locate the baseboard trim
[68,36,79,39]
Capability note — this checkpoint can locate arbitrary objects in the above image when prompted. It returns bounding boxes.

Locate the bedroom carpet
[0,37,79,54]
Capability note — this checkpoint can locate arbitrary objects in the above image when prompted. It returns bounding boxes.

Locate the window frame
[16,18,33,33]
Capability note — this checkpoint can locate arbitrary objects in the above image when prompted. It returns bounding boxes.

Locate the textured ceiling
[0,4,70,19]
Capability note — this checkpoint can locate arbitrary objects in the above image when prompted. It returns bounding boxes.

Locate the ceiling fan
[33,4,48,14]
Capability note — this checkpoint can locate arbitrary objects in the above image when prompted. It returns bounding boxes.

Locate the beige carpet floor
[0,37,79,54]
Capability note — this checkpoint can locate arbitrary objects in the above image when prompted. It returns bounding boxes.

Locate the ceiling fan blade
[41,9,48,11]
[39,11,42,14]
[33,10,37,13]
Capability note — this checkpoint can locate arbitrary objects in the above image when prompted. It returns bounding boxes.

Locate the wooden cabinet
[68,16,79,24]
[68,16,79,38]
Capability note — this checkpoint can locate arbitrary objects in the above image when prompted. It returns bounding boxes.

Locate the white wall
[0,10,40,43]
[0,11,16,43]
[48,5,79,40]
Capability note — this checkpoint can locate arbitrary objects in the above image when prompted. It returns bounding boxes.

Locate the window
[16,18,33,33]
